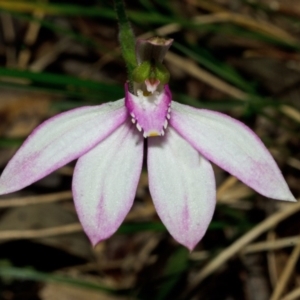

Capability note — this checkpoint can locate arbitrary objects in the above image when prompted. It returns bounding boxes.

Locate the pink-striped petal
[125,83,171,137]
[72,121,144,246]
[148,127,216,250]
[171,101,295,202]
[0,99,127,195]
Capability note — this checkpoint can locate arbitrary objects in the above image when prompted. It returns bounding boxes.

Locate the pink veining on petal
[125,83,172,137]
[72,121,144,246]
[181,200,190,232]
[148,127,216,250]
[0,99,128,195]
[170,101,296,202]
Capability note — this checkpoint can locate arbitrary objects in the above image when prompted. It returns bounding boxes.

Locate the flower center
[125,37,173,138]
[125,83,172,138]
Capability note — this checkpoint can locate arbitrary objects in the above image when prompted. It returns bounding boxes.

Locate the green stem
[113,0,137,88]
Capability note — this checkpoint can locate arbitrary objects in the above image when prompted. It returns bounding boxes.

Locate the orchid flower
[0,38,295,251]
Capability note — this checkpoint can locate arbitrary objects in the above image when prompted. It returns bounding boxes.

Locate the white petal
[72,121,144,246]
[148,128,216,250]
[0,99,127,194]
[171,101,295,202]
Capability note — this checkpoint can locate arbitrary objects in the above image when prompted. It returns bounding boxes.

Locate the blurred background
[0,0,299,299]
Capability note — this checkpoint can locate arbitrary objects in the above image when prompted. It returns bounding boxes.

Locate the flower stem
[113,0,136,89]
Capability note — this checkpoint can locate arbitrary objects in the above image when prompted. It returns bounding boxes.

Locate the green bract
[132,61,170,84]
[132,61,151,83]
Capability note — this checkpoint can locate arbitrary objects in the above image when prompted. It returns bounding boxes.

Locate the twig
[266,231,278,289]
[270,242,300,300]
[282,287,300,300]
[0,223,82,240]
[186,200,300,295]
[165,51,248,100]
[17,0,47,69]
[0,191,72,208]
[244,235,300,254]
[280,105,300,123]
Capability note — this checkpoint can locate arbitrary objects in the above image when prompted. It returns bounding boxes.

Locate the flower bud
[133,37,173,94]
